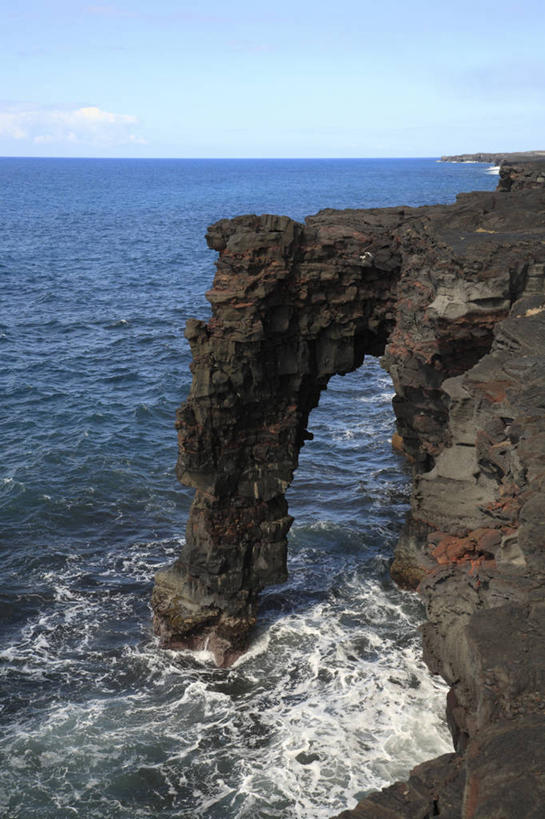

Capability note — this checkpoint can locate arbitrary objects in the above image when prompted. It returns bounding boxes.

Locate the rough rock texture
[498,159,545,191]
[441,150,545,164]
[351,297,545,817]
[152,209,402,664]
[152,163,545,814]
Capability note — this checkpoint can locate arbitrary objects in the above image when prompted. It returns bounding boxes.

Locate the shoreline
[441,150,545,165]
[153,160,545,816]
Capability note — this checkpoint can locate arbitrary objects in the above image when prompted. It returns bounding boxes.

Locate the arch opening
[151,202,508,666]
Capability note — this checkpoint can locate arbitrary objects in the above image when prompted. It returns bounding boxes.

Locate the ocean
[0,158,498,818]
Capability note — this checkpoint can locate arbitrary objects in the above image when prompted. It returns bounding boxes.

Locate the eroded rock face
[152,166,545,814]
[334,182,545,812]
[152,210,402,664]
[498,159,545,191]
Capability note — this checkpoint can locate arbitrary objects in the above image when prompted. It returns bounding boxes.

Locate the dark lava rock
[152,162,545,815]
[441,150,545,165]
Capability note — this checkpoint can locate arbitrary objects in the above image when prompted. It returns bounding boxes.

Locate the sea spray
[1,158,497,817]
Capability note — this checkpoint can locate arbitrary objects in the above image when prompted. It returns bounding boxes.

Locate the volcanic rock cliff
[441,150,545,164]
[152,162,545,816]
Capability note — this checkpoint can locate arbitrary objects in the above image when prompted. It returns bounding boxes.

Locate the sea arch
[151,203,504,666]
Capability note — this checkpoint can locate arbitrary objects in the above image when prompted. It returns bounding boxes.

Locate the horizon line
[0,154,454,162]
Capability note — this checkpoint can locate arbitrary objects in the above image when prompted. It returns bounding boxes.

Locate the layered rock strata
[152,163,545,814]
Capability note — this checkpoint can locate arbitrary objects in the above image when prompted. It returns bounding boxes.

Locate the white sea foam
[357,390,394,403]
[2,158,498,819]
[0,533,451,818]
[1,361,449,817]
[230,629,271,667]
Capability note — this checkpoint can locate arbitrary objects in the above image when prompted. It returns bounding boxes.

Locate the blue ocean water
[0,158,498,818]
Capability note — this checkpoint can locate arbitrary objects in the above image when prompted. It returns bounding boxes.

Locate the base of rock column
[151,563,256,667]
[390,518,437,590]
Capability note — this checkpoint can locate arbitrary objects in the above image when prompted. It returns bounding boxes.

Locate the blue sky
[1,0,544,157]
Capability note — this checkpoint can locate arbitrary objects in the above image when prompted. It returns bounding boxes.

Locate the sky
[1,0,544,157]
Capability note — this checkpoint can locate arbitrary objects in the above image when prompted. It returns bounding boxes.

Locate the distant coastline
[441,150,545,164]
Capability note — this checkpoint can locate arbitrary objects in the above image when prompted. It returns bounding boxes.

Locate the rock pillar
[152,210,401,664]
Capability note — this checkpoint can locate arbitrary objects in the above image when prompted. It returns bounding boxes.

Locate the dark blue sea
[0,158,499,818]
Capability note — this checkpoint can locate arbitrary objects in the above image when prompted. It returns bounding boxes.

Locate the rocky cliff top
[441,150,545,164]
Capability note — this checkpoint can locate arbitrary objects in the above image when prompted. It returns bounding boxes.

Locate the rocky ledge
[152,162,545,815]
[441,150,545,164]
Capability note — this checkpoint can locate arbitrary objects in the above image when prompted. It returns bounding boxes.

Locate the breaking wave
[1,158,498,817]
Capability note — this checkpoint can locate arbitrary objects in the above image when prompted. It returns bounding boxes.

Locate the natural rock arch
[151,193,519,666]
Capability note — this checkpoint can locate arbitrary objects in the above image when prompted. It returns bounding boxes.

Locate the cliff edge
[152,163,545,816]
[441,150,545,164]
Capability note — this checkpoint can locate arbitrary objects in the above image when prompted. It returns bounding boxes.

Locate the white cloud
[0,104,146,146]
